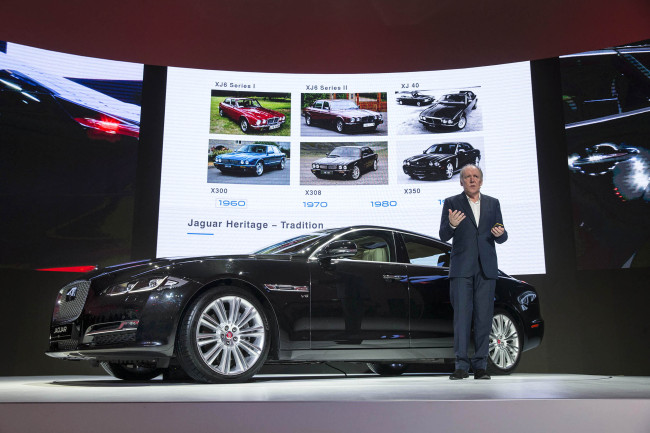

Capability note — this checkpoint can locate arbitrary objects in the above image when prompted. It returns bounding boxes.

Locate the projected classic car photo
[218,97,286,133]
[396,91,434,106]
[311,145,378,180]
[403,142,481,180]
[213,143,286,176]
[419,91,477,131]
[46,226,544,383]
[304,99,383,133]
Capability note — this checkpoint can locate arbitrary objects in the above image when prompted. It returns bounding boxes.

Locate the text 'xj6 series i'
[47,226,543,383]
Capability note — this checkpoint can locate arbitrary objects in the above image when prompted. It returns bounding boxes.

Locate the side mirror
[318,240,357,260]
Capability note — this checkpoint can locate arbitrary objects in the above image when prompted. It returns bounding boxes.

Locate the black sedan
[419,91,477,131]
[403,142,481,180]
[46,226,543,383]
[568,143,640,175]
[396,91,434,106]
[311,146,378,180]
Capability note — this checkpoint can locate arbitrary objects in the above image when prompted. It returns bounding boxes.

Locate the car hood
[241,107,283,119]
[313,156,357,165]
[331,108,379,117]
[404,154,451,164]
[421,103,461,118]
[85,254,299,280]
[221,152,263,162]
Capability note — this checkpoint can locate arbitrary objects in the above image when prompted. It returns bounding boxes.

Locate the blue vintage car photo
[214,144,286,176]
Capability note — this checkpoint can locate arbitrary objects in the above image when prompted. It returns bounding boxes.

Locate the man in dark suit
[439,164,507,380]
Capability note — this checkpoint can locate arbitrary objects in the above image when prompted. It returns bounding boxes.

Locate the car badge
[65,286,78,302]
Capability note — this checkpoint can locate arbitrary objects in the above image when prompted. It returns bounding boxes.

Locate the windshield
[425,144,457,154]
[254,233,332,255]
[329,100,359,110]
[236,99,261,108]
[236,145,267,154]
[329,147,361,158]
[439,94,464,104]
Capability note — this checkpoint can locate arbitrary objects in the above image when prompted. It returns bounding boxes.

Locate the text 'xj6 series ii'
[47,226,543,383]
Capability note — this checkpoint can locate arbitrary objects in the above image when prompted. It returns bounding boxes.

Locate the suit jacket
[439,192,507,279]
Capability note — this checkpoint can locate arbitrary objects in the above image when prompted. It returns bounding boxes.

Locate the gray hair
[460,164,483,180]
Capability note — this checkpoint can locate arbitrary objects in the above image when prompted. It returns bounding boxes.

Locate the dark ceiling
[2,0,650,72]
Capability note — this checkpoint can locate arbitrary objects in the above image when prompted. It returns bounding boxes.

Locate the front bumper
[403,164,441,178]
[215,162,257,171]
[311,168,351,178]
[418,117,458,128]
[249,119,285,130]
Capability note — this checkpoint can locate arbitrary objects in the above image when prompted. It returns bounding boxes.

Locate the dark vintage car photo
[418,91,477,131]
[396,91,434,106]
[304,99,383,133]
[568,143,640,175]
[218,98,286,133]
[46,226,543,383]
[214,144,286,176]
[311,146,378,180]
[403,142,481,180]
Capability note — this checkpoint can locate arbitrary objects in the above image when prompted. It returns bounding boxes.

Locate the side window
[313,101,323,109]
[402,233,450,267]
[323,101,330,109]
[338,230,393,263]
[224,99,231,105]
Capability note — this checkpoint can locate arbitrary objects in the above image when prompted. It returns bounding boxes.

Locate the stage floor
[1,374,649,432]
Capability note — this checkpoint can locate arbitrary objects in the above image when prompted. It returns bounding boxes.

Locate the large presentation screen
[158,62,545,275]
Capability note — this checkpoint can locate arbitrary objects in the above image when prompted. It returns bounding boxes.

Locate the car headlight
[434,162,440,167]
[313,163,318,169]
[262,119,267,124]
[419,115,425,120]
[343,165,347,170]
[216,157,221,163]
[103,276,184,296]
[429,161,434,167]
[405,161,410,166]
[256,120,261,125]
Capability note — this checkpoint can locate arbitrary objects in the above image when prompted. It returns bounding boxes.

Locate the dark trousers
[450,269,496,371]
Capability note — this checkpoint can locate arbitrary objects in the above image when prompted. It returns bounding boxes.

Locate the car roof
[327,225,450,245]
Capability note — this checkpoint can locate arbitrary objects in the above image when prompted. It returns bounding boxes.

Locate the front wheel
[278,158,285,170]
[335,119,345,133]
[255,161,264,176]
[367,362,409,376]
[100,362,162,381]
[240,118,250,133]
[305,114,313,126]
[372,159,378,171]
[487,310,522,375]
[445,162,454,179]
[350,165,361,180]
[176,286,270,383]
[457,115,467,130]
[219,108,225,117]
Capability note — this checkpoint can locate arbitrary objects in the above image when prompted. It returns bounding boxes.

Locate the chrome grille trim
[52,280,91,324]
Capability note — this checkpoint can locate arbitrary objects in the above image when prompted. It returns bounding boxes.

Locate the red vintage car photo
[304,99,383,133]
[218,97,286,133]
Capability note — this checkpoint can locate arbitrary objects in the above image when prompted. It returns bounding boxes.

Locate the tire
[487,310,522,375]
[372,159,378,171]
[305,114,312,126]
[240,118,250,133]
[457,115,467,130]
[472,101,477,110]
[255,161,264,176]
[278,158,285,170]
[219,108,225,117]
[367,362,409,376]
[176,286,270,383]
[398,100,403,105]
[100,362,162,381]
[445,162,454,179]
[350,165,361,180]
[335,119,345,133]
[475,156,480,166]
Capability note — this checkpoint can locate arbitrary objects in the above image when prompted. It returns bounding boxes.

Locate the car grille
[221,159,241,165]
[53,280,91,324]
[53,339,79,351]
[92,332,136,346]
[421,117,441,126]
[267,117,280,125]
[361,116,374,123]
[319,164,340,170]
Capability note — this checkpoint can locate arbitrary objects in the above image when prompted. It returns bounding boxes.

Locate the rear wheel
[367,362,409,376]
[100,362,162,381]
[176,286,270,383]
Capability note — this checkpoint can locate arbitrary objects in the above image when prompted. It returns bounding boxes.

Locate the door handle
[383,274,407,282]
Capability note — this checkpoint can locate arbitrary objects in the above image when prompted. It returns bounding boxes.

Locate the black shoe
[473,369,491,380]
[449,369,469,380]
